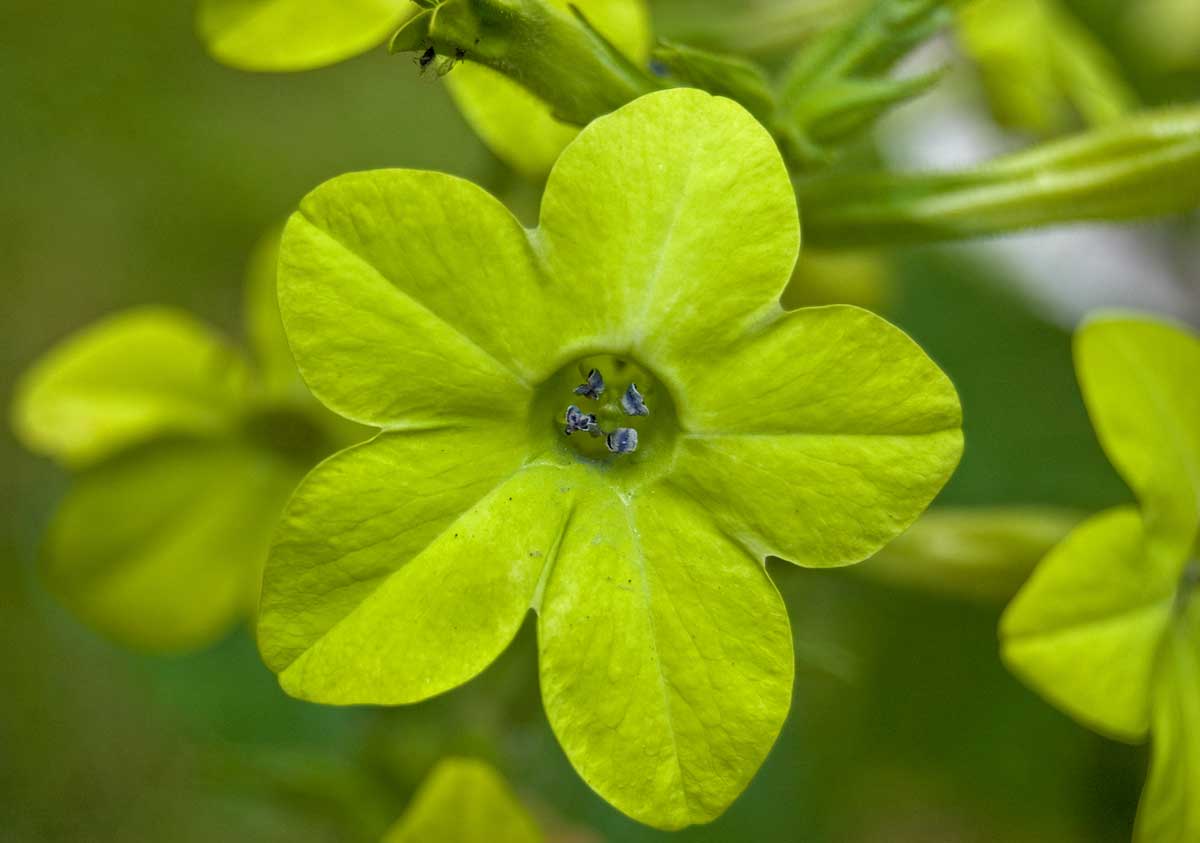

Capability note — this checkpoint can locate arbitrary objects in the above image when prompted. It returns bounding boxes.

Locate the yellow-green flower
[262,88,963,828]
[1002,315,1200,842]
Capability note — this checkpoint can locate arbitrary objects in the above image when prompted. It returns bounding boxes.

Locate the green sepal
[650,40,776,120]
[777,0,953,166]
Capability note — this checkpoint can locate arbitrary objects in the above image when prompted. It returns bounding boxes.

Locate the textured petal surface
[197,0,411,72]
[445,0,650,178]
[1136,600,1200,843]
[382,758,541,843]
[669,306,963,567]
[1001,506,1178,740]
[12,308,249,468]
[44,439,299,652]
[259,427,562,704]
[1076,316,1200,557]
[539,482,792,829]
[280,170,564,427]
[537,88,800,376]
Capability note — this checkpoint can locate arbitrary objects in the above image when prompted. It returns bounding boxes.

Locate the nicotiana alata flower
[261,88,963,829]
[1001,314,1200,843]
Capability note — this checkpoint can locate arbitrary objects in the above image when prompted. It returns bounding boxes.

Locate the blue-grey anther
[564,404,598,436]
[620,383,649,416]
[606,428,638,454]
[574,368,605,400]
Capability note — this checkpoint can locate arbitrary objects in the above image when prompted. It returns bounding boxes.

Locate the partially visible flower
[382,758,541,843]
[195,0,649,177]
[262,88,962,828]
[11,230,362,652]
[1001,315,1200,842]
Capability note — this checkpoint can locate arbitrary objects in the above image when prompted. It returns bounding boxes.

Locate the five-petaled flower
[260,88,963,829]
[1002,315,1200,843]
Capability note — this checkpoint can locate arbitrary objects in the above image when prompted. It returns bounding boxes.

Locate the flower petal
[1135,602,1200,843]
[538,482,792,830]
[444,0,650,178]
[1076,315,1200,557]
[197,0,411,72]
[280,170,564,428]
[1001,506,1178,741]
[537,88,799,374]
[44,440,298,653]
[12,307,250,468]
[669,305,963,567]
[259,427,568,704]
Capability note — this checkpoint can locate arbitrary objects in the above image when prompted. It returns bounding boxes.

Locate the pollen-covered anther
[564,404,599,436]
[620,383,649,416]
[606,428,638,454]
[573,368,605,400]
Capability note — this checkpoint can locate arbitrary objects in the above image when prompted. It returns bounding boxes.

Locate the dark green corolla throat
[532,354,679,466]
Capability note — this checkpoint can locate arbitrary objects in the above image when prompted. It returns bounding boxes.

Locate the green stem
[799,106,1200,246]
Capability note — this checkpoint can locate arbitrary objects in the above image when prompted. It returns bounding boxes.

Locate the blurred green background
[3,1,1196,841]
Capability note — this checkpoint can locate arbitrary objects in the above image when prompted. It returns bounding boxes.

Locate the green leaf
[196,0,413,72]
[861,506,1084,603]
[444,0,650,178]
[12,308,250,468]
[670,305,962,568]
[1136,599,1200,843]
[44,439,302,652]
[1075,315,1200,560]
[1000,506,1178,740]
[798,106,1200,246]
[382,758,541,843]
[538,482,792,829]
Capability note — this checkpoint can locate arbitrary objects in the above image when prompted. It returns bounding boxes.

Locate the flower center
[530,354,679,474]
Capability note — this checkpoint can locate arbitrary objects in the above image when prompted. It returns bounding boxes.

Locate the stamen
[620,383,649,416]
[574,368,605,400]
[606,428,639,454]
[564,405,598,436]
